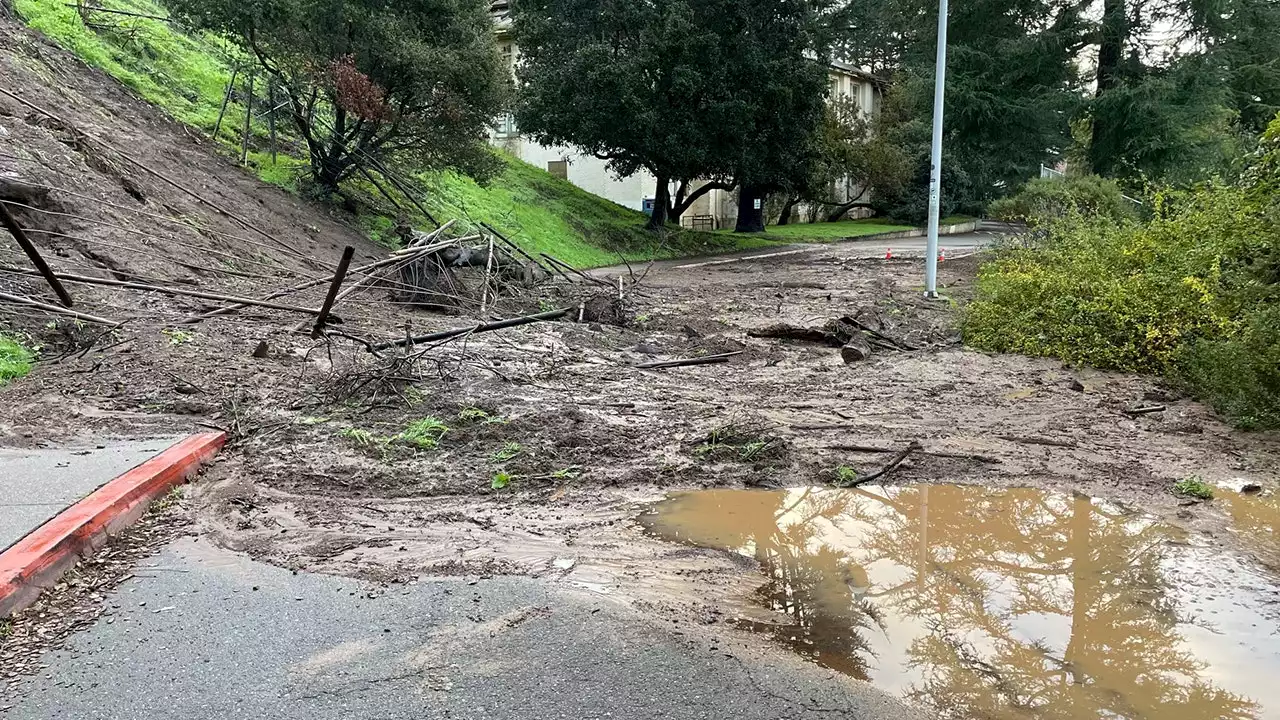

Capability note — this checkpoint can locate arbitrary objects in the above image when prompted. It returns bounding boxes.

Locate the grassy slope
[425,158,773,267]
[12,0,773,267]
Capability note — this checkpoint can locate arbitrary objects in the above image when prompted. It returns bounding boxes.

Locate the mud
[643,485,1280,719]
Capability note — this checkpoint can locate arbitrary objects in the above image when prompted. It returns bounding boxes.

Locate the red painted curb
[0,432,227,617]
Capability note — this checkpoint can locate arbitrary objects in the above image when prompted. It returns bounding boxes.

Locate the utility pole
[924,0,949,298]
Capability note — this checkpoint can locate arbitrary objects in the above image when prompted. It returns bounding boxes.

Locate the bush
[965,115,1280,428]
[0,336,32,386]
[988,175,1137,227]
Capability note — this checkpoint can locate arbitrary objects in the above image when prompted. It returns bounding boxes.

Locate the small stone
[251,340,270,359]
[1241,483,1263,494]
[1069,379,1086,392]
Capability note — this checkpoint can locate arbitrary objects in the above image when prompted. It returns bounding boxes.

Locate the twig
[840,316,916,351]
[826,443,1002,464]
[540,253,611,287]
[240,73,253,166]
[64,3,172,21]
[479,236,496,313]
[372,307,572,351]
[482,223,553,274]
[180,240,454,323]
[635,351,744,370]
[0,201,74,307]
[311,246,354,338]
[997,435,1078,448]
[12,268,331,316]
[835,441,922,487]
[0,290,118,324]
[1123,405,1166,416]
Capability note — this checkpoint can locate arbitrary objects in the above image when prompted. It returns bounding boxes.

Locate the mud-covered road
[181,231,1279,618]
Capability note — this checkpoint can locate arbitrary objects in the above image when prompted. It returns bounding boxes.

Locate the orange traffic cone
[939,248,946,262]
[885,248,893,259]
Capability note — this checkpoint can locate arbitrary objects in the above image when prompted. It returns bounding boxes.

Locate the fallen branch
[840,316,916,351]
[14,268,333,317]
[997,435,1078,448]
[835,441,922,487]
[635,351,745,370]
[826,443,1002,465]
[372,307,572,351]
[482,223,554,275]
[180,239,455,323]
[1123,404,1166,416]
[540,253,611,287]
[0,290,119,325]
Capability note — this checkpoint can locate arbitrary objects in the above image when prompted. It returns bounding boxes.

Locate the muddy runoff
[641,485,1280,720]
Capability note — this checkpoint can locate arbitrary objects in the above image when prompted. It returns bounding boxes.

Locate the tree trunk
[646,175,670,231]
[734,184,767,233]
[1090,0,1127,175]
[825,201,873,223]
[777,196,800,225]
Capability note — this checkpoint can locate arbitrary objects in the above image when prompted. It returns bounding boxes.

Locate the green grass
[396,417,449,450]
[0,336,33,386]
[742,218,915,241]
[720,215,975,243]
[15,0,245,136]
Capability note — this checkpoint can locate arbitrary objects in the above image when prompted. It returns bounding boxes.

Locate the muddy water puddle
[641,485,1280,719]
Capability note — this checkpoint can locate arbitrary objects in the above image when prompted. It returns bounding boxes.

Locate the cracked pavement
[2,536,922,719]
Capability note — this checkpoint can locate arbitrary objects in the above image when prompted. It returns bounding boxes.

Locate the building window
[494,112,517,138]
[500,43,514,69]
[547,160,568,179]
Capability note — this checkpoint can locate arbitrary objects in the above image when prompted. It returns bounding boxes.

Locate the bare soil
[3,9,1279,640]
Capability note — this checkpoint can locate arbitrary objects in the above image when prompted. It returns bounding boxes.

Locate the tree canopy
[513,0,831,230]
[163,0,509,193]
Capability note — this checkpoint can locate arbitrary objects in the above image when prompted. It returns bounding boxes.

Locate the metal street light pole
[924,0,949,298]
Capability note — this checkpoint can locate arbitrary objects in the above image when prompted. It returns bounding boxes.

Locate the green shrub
[1173,476,1214,500]
[988,176,1137,227]
[0,336,33,386]
[966,115,1280,428]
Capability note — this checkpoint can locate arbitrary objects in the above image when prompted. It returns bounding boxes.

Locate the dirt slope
[0,11,390,437]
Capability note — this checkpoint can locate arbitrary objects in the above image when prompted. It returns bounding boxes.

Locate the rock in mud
[841,334,871,363]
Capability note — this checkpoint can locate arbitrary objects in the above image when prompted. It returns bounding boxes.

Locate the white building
[490,3,884,228]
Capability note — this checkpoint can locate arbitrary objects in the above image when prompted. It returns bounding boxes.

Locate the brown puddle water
[641,486,1280,719]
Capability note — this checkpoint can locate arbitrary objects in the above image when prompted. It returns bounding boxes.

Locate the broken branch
[635,351,745,370]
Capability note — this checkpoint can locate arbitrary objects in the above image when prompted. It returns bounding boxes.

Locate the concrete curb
[0,432,226,617]
[843,219,981,244]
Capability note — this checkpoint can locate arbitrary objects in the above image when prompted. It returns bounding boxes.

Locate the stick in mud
[311,246,355,338]
[0,202,75,307]
[826,443,1002,464]
[635,351,745,370]
[372,307,573,351]
[835,441,923,487]
[0,290,117,325]
[6,267,333,316]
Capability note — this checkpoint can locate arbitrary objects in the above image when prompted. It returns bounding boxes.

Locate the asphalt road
[4,537,924,720]
[593,223,1013,278]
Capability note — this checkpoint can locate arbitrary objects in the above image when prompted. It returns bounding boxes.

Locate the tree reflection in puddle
[641,485,1273,719]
